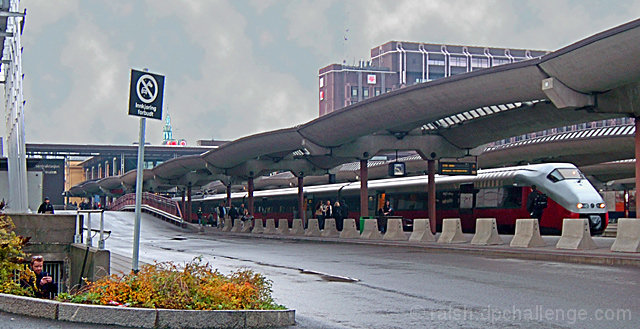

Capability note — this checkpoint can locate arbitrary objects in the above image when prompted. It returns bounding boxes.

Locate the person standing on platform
[526,185,547,222]
[316,201,325,230]
[217,202,226,227]
[229,204,239,227]
[333,201,344,231]
[37,197,54,214]
[196,207,203,225]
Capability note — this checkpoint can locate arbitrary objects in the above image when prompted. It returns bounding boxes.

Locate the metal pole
[99,210,105,249]
[248,177,254,216]
[360,160,368,218]
[428,159,437,233]
[298,176,304,225]
[132,117,146,272]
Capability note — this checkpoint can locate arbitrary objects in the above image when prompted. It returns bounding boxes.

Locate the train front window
[547,168,584,182]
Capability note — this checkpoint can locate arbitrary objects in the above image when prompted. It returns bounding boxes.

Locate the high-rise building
[318,41,548,116]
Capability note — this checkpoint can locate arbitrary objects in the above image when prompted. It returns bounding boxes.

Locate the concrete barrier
[241,219,253,233]
[437,218,467,244]
[321,218,339,238]
[611,218,640,252]
[290,219,305,236]
[0,293,58,320]
[510,219,546,248]
[230,219,242,233]
[360,218,382,240]
[305,218,321,237]
[470,218,504,245]
[263,218,277,235]
[339,218,360,239]
[408,219,436,242]
[556,218,597,250]
[277,219,290,235]
[383,218,408,241]
[251,218,264,234]
[221,216,233,232]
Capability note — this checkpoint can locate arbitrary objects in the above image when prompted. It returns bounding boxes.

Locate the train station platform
[199,226,640,268]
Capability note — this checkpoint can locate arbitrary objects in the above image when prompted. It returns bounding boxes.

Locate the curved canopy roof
[69,18,640,197]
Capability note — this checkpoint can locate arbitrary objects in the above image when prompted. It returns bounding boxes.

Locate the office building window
[351,86,358,98]
[471,57,489,69]
[363,87,369,99]
[492,57,511,66]
[386,88,392,93]
[428,58,445,66]
[375,87,381,96]
[450,56,467,67]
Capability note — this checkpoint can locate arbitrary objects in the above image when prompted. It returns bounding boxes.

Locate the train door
[459,183,476,232]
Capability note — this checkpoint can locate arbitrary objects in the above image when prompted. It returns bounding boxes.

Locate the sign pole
[132,116,146,272]
[127,67,164,273]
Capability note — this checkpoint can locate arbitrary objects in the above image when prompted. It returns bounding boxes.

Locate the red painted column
[226,184,232,208]
[248,177,254,216]
[298,176,305,225]
[187,184,192,222]
[636,118,640,218]
[360,160,368,218]
[428,159,437,233]
[181,189,186,220]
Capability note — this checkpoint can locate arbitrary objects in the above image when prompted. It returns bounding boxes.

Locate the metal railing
[109,192,183,219]
[74,209,110,250]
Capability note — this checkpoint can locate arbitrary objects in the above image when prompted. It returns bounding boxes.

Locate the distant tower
[162,113,174,144]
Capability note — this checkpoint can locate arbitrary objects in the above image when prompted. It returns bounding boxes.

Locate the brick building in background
[318,41,548,116]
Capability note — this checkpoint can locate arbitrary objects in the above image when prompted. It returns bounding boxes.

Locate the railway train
[190,163,607,235]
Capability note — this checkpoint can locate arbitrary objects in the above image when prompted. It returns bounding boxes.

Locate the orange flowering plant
[57,257,285,310]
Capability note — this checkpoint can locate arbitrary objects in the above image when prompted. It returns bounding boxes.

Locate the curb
[202,228,640,267]
[0,293,295,329]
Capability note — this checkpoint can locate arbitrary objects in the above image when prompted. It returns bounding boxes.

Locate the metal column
[180,189,186,220]
[360,160,368,217]
[428,159,437,233]
[248,177,254,216]
[298,176,305,225]
[226,184,232,207]
[186,183,192,222]
[636,118,640,217]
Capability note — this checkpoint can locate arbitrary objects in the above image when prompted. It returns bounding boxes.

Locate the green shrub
[0,214,35,296]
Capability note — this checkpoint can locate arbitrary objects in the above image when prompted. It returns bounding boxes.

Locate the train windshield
[546,168,585,182]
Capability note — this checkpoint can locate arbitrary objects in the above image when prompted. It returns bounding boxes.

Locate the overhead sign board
[388,162,406,177]
[128,69,165,120]
[439,161,477,176]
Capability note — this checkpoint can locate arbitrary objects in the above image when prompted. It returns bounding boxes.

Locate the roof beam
[542,77,594,109]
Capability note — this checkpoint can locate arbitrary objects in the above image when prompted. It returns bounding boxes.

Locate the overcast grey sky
[7,1,640,146]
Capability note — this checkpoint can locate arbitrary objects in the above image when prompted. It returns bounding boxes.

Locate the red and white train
[192,163,607,235]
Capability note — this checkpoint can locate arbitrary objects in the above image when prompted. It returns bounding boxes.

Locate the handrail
[109,192,183,219]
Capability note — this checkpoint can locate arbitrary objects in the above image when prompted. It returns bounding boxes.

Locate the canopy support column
[360,160,368,218]
[180,189,186,220]
[248,176,254,216]
[226,184,232,208]
[187,183,192,223]
[298,176,305,226]
[428,159,436,233]
[636,117,640,218]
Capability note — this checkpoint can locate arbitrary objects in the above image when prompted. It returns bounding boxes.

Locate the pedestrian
[526,185,547,222]
[21,255,57,299]
[37,197,54,214]
[315,202,325,229]
[197,207,203,225]
[217,202,226,227]
[229,204,239,226]
[333,201,344,231]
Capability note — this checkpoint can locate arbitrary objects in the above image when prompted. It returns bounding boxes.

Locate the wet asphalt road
[6,211,639,328]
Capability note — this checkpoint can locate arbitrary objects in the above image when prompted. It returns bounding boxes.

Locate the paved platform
[201,226,640,267]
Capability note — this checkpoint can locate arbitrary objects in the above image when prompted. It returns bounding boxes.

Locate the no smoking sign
[128,69,165,120]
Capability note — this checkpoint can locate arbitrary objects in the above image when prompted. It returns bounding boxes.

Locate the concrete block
[408,219,436,243]
[339,218,360,239]
[510,218,546,248]
[290,219,305,236]
[437,218,467,244]
[277,219,290,235]
[240,219,253,233]
[156,309,244,329]
[321,218,339,237]
[470,218,504,245]
[263,218,277,234]
[251,218,264,234]
[305,218,321,237]
[221,217,233,232]
[245,310,296,328]
[0,293,58,320]
[383,218,408,241]
[58,302,156,328]
[230,219,242,233]
[611,218,640,252]
[360,219,382,240]
[556,218,597,250]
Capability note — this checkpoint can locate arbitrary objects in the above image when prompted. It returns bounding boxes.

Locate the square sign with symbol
[128,69,165,120]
